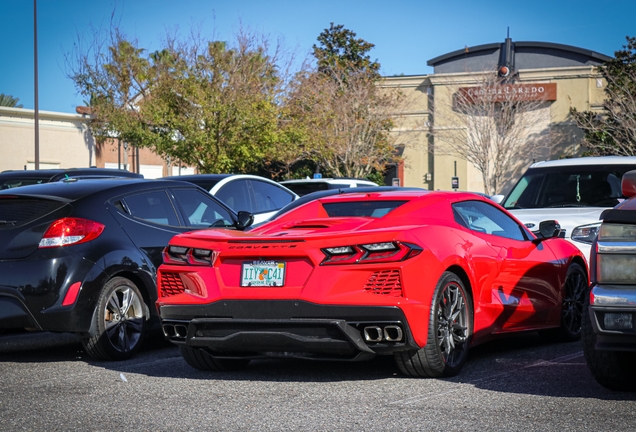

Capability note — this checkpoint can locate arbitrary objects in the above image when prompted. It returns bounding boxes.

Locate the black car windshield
[502,165,633,209]
[323,200,407,217]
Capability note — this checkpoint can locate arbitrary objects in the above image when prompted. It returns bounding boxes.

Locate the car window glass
[323,200,407,217]
[0,178,47,189]
[503,165,634,209]
[453,200,526,241]
[122,191,180,226]
[216,180,252,213]
[171,188,234,228]
[284,182,329,196]
[249,180,295,214]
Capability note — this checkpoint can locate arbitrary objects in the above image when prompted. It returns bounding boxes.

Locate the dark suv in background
[584,169,636,390]
[0,168,142,189]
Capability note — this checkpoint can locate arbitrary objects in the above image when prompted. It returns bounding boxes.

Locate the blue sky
[1,0,635,114]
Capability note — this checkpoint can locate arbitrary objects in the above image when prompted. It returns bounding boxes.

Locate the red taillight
[39,217,105,248]
[321,242,422,265]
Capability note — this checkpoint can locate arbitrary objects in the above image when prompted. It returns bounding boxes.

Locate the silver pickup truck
[583,169,636,391]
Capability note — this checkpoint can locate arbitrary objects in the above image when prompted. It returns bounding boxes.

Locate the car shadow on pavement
[2,329,636,401]
[108,332,636,401]
[457,332,636,400]
[100,336,636,400]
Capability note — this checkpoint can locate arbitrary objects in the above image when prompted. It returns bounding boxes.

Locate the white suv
[280,178,378,196]
[495,156,636,262]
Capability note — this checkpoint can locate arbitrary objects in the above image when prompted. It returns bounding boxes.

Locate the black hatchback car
[0,178,252,360]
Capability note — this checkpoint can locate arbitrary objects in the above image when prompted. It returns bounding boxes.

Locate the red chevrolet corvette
[156,190,587,377]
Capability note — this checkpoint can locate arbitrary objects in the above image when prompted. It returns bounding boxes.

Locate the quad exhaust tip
[363,325,403,343]
[163,323,188,339]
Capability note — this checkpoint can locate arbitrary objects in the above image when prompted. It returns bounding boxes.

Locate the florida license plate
[241,261,286,287]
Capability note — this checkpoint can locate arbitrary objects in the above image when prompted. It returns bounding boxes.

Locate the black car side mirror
[235,211,254,230]
[533,220,561,242]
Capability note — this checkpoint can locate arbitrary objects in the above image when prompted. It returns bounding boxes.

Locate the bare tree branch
[431,72,557,195]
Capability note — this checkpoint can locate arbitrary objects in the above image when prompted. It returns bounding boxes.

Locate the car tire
[81,277,147,361]
[394,271,472,378]
[539,262,587,342]
[180,346,251,371]
[582,293,636,391]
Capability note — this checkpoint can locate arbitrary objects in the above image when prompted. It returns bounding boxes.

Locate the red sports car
[156,190,588,377]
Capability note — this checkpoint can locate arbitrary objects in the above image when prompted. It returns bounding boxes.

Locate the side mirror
[491,194,505,204]
[534,220,561,241]
[235,211,254,230]
[622,170,636,198]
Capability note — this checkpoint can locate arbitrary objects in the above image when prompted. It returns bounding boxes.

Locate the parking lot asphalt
[1,330,635,431]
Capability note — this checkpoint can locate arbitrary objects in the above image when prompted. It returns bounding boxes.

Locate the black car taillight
[321,242,422,265]
[38,217,105,248]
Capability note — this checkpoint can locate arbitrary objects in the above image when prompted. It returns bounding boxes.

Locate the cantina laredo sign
[459,83,557,103]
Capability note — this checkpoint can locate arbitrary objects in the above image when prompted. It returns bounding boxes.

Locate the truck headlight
[598,223,636,241]
[597,254,636,284]
[596,222,636,284]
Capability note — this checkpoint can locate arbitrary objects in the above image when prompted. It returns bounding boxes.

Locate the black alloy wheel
[540,262,587,342]
[394,271,472,378]
[437,276,471,368]
[81,277,147,361]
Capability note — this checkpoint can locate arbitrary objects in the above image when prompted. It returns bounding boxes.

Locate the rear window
[0,197,66,228]
[503,165,634,209]
[323,200,407,218]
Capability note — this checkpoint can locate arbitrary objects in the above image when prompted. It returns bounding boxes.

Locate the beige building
[0,106,96,171]
[0,106,193,178]
[383,38,611,195]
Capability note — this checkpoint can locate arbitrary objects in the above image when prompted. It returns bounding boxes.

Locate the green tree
[313,23,380,77]
[571,36,636,155]
[282,24,402,180]
[0,94,23,108]
[141,38,283,173]
[70,30,287,174]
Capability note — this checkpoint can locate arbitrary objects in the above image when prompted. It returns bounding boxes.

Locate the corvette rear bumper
[159,300,420,360]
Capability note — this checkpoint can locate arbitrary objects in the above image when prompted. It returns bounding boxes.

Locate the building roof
[427,40,613,74]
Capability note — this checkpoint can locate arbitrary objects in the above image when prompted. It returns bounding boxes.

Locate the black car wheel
[394,271,472,378]
[180,346,251,371]
[540,262,587,342]
[81,277,147,361]
[582,294,636,391]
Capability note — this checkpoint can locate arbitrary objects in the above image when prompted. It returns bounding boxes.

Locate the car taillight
[162,245,217,266]
[38,217,105,248]
[321,242,422,265]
